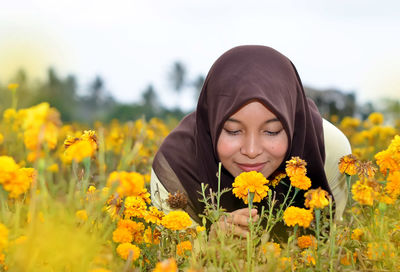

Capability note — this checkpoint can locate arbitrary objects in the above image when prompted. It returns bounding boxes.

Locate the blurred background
[1,0,399,124]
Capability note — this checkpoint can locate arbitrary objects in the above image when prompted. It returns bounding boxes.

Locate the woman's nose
[240,133,262,158]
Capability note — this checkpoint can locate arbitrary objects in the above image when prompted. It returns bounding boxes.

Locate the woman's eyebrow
[226,118,280,124]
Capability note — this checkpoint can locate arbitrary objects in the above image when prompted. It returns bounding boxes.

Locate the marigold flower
[301,250,316,266]
[161,211,192,231]
[367,242,394,260]
[297,235,317,249]
[75,210,88,221]
[262,242,281,257]
[117,219,145,234]
[153,258,178,272]
[351,228,364,241]
[116,243,140,261]
[285,157,307,177]
[270,172,287,187]
[144,206,164,225]
[2,167,36,198]
[47,163,59,173]
[283,206,313,228]
[368,112,384,125]
[289,174,311,191]
[232,171,269,204]
[64,140,96,163]
[356,161,377,179]
[375,149,399,175]
[124,196,147,218]
[0,156,19,184]
[7,83,19,90]
[351,180,377,206]
[144,227,160,244]
[107,171,145,198]
[338,154,358,176]
[340,252,357,266]
[112,227,133,243]
[196,226,206,233]
[176,240,192,256]
[385,171,400,199]
[166,191,188,209]
[304,187,330,209]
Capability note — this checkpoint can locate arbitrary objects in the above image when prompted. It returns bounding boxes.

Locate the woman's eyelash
[264,130,281,136]
[225,129,241,135]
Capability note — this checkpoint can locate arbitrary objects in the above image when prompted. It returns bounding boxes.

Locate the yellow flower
[47,163,59,173]
[262,242,281,257]
[152,258,177,272]
[75,210,88,221]
[144,227,160,245]
[289,174,311,191]
[270,172,286,187]
[117,219,144,234]
[351,228,364,241]
[123,196,147,219]
[89,269,111,272]
[7,83,19,90]
[107,171,145,198]
[0,156,20,184]
[176,240,192,256]
[304,187,330,209]
[283,206,313,228]
[232,171,269,204]
[0,223,9,251]
[368,112,384,125]
[64,140,96,163]
[0,133,3,145]
[301,250,316,266]
[2,167,36,198]
[367,242,394,260]
[161,211,192,231]
[144,206,164,225]
[285,157,307,177]
[340,252,357,266]
[385,171,400,199]
[116,243,140,261]
[338,154,358,176]
[196,226,206,233]
[375,149,399,175]
[351,180,376,206]
[112,227,133,243]
[297,235,317,249]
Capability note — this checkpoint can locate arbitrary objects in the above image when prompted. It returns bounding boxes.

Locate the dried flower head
[166,191,189,209]
[338,154,358,176]
[356,161,377,179]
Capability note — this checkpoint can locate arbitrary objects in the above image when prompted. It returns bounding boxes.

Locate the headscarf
[152,45,331,223]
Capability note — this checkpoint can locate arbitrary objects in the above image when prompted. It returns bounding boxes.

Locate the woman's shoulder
[322,118,351,157]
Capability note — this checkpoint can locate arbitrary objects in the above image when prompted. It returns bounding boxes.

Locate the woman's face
[217,101,288,178]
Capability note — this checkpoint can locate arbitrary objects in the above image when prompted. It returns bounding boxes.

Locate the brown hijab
[153,45,331,223]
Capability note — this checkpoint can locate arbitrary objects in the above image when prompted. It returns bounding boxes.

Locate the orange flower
[116,243,140,261]
[176,240,192,256]
[285,157,307,177]
[351,180,377,206]
[283,206,313,228]
[385,171,400,199]
[152,258,177,272]
[161,211,192,231]
[338,154,358,176]
[297,235,317,249]
[351,228,363,241]
[232,171,269,204]
[304,187,330,209]
[289,175,311,191]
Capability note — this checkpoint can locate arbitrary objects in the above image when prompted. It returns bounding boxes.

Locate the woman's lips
[236,163,266,172]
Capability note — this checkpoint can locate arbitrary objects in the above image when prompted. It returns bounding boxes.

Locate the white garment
[150,118,351,221]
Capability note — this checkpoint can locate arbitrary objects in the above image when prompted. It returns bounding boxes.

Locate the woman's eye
[225,129,241,135]
[263,130,281,136]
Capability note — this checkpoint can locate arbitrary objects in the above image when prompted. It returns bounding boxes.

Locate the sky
[1,0,400,111]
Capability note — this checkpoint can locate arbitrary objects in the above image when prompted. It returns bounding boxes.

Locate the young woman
[150,45,351,236]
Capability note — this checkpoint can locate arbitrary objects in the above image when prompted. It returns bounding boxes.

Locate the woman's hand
[210,208,259,238]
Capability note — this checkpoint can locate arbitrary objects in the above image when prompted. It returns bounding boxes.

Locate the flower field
[1,85,400,271]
